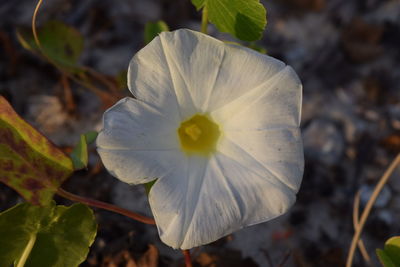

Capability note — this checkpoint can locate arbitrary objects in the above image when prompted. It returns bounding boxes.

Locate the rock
[388,105,400,130]
[377,209,393,225]
[341,18,384,63]
[27,95,68,134]
[360,184,391,208]
[303,118,345,166]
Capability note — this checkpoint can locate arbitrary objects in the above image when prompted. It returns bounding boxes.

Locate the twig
[182,250,193,267]
[83,66,120,93]
[56,188,156,225]
[60,74,76,114]
[352,191,372,265]
[31,0,120,108]
[277,250,291,267]
[346,153,400,267]
[0,31,19,74]
[32,0,44,49]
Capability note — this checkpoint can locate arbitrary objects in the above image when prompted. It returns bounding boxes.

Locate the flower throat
[178,114,220,156]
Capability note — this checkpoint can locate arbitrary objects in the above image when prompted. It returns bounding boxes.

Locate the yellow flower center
[178,114,221,156]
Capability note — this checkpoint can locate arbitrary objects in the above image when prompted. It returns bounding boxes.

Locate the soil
[1,0,400,266]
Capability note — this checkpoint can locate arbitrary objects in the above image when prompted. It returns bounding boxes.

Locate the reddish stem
[56,188,156,225]
[182,249,193,267]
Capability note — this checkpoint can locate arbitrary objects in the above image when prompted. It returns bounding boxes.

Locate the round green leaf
[384,236,400,265]
[38,21,84,70]
[377,249,396,267]
[0,202,97,267]
[192,0,267,41]
[16,21,84,73]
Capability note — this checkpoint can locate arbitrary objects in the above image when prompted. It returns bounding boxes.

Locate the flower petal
[212,66,302,129]
[97,97,179,151]
[149,155,208,248]
[206,45,286,112]
[97,148,184,185]
[219,128,304,192]
[129,29,224,118]
[149,152,296,249]
[96,97,183,184]
[128,35,182,122]
[154,29,226,115]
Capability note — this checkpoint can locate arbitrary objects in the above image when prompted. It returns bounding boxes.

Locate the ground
[1,0,400,266]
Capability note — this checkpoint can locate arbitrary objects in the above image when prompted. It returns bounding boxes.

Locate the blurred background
[0,0,399,266]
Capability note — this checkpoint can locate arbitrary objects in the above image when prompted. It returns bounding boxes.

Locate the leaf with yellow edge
[377,236,400,267]
[0,96,73,205]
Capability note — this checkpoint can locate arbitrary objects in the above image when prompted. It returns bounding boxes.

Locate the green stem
[16,234,37,267]
[201,6,208,34]
[56,188,156,225]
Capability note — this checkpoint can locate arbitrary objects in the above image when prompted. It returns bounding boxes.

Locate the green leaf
[248,42,267,54]
[17,21,84,72]
[70,131,98,170]
[39,21,84,70]
[70,134,88,170]
[115,70,128,90]
[191,0,267,41]
[192,0,205,9]
[84,131,98,144]
[144,180,157,195]
[144,20,169,44]
[384,236,400,265]
[223,40,267,54]
[0,201,97,267]
[0,96,73,205]
[377,249,396,267]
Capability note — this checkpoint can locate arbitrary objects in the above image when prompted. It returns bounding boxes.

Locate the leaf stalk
[16,234,37,267]
[182,249,193,267]
[56,188,156,225]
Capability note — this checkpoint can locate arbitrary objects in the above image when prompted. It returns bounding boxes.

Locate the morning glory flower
[96,29,303,249]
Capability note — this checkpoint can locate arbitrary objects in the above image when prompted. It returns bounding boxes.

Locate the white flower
[96,29,304,249]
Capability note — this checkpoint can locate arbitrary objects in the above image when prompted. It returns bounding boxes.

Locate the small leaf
[70,134,88,170]
[0,96,73,205]
[192,0,205,9]
[115,70,128,90]
[144,180,157,195]
[377,249,396,267]
[144,21,169,44]
[384,236,400,265]
[191,0,267,41]
[84,131,98,144]
[0,201,97,267]
[17,21,84,73]
[39,21,84,70]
